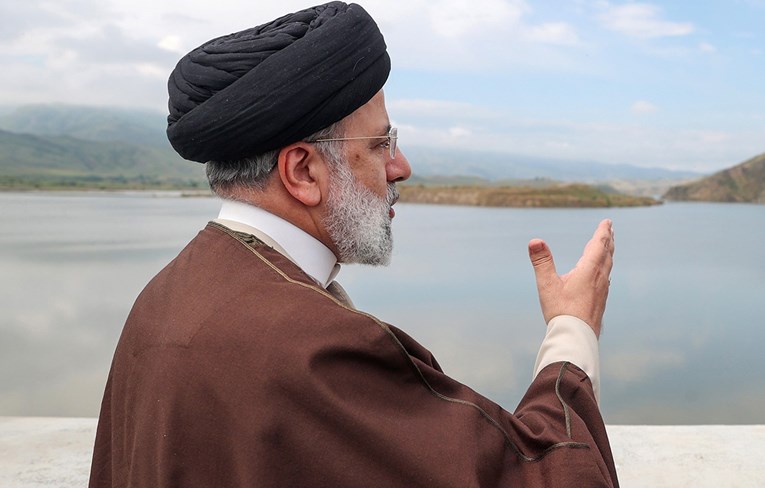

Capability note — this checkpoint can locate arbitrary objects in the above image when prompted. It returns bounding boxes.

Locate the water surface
[1,192,763,423]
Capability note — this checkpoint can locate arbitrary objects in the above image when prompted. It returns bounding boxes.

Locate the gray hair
[206,121,345,199]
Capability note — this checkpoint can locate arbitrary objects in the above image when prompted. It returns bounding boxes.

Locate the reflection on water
[1,192,763,424]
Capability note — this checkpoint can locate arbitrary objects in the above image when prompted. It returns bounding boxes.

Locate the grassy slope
[664,153,765,203]
[0,129,207,189]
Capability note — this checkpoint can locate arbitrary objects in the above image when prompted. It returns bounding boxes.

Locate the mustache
[387,183,399,207]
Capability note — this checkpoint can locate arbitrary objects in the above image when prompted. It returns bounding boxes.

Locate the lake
[1,192,763,424]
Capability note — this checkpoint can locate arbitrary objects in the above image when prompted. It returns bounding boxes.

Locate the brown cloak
[89,222,619,487]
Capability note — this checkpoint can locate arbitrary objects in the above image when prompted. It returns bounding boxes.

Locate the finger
[601,219,615,268]
[597,219,613,252]
[582,219,614,265]
[610,223,615,257]
[528,239,558,287]
[602,219,615,257]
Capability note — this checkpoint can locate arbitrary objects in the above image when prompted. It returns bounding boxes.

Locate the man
[90,2,618,487]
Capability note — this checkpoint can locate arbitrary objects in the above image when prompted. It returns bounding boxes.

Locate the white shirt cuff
[533,315,601,404]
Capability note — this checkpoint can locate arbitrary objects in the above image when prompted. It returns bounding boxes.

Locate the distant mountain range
[400,146,701,182]
[0,103,725,192]
[0,104,168,147]
[0,128,206,186]
[664,152,765,203]
[0,105,207,188]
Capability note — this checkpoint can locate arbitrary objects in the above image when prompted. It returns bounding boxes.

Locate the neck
[225,184,340,260]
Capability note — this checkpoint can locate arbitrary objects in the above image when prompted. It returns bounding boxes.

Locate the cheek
[349,153,388,197]
[369,167,391,198]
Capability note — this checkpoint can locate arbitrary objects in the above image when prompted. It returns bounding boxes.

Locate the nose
[387,147,412,183]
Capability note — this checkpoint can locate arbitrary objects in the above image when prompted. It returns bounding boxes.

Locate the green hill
[0,129,206,190]
[663,152,765,203]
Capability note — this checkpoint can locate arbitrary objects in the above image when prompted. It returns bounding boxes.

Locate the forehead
[343,90,389,133]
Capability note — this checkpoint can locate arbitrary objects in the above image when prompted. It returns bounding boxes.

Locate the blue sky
[1,0,763,171]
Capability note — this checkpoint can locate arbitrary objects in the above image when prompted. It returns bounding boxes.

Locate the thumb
[528,239,558,285]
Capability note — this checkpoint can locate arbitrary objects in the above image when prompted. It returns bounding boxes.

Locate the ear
[276,142,327,207]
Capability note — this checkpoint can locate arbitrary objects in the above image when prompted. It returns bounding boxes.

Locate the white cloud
[449,126,472,138]
[158,35,186,55]
[389,99,500,120]
[599,3,694,38]
[0,0,592,111]
[427,0,526,38]
[372,0,584,72]
[524,22,581,45]
[135,63,169,79]
[697,131,731,144]
[699,42,717,53]
[631,100,658,114]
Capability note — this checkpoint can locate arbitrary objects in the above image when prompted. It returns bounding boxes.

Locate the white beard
[324,160,398,266]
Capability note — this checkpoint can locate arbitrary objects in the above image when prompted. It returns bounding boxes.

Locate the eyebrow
[357,124,390,143]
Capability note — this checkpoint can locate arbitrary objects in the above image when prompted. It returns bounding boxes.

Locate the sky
[1,0,764,172]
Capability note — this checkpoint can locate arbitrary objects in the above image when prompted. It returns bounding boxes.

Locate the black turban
[166,2,390,163]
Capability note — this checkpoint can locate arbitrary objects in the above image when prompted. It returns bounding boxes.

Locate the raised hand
[528,219,615,337]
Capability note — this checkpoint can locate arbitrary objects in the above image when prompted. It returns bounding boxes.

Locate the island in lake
[398,183,661,208]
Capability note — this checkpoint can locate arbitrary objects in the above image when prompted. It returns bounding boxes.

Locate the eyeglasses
[313,127,398,159]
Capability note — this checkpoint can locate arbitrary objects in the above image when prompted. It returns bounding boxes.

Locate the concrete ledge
[0,417,96,488]
[608,424,765,486]
[1,417,764,487]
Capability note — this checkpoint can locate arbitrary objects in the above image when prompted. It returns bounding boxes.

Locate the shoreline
[398,183,662,208]
[2,184,662,208]
[0,188,214,198]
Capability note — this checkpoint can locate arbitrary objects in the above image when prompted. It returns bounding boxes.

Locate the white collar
[216,199,339,288]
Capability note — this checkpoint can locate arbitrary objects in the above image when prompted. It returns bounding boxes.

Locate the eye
[378,138,391,149]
